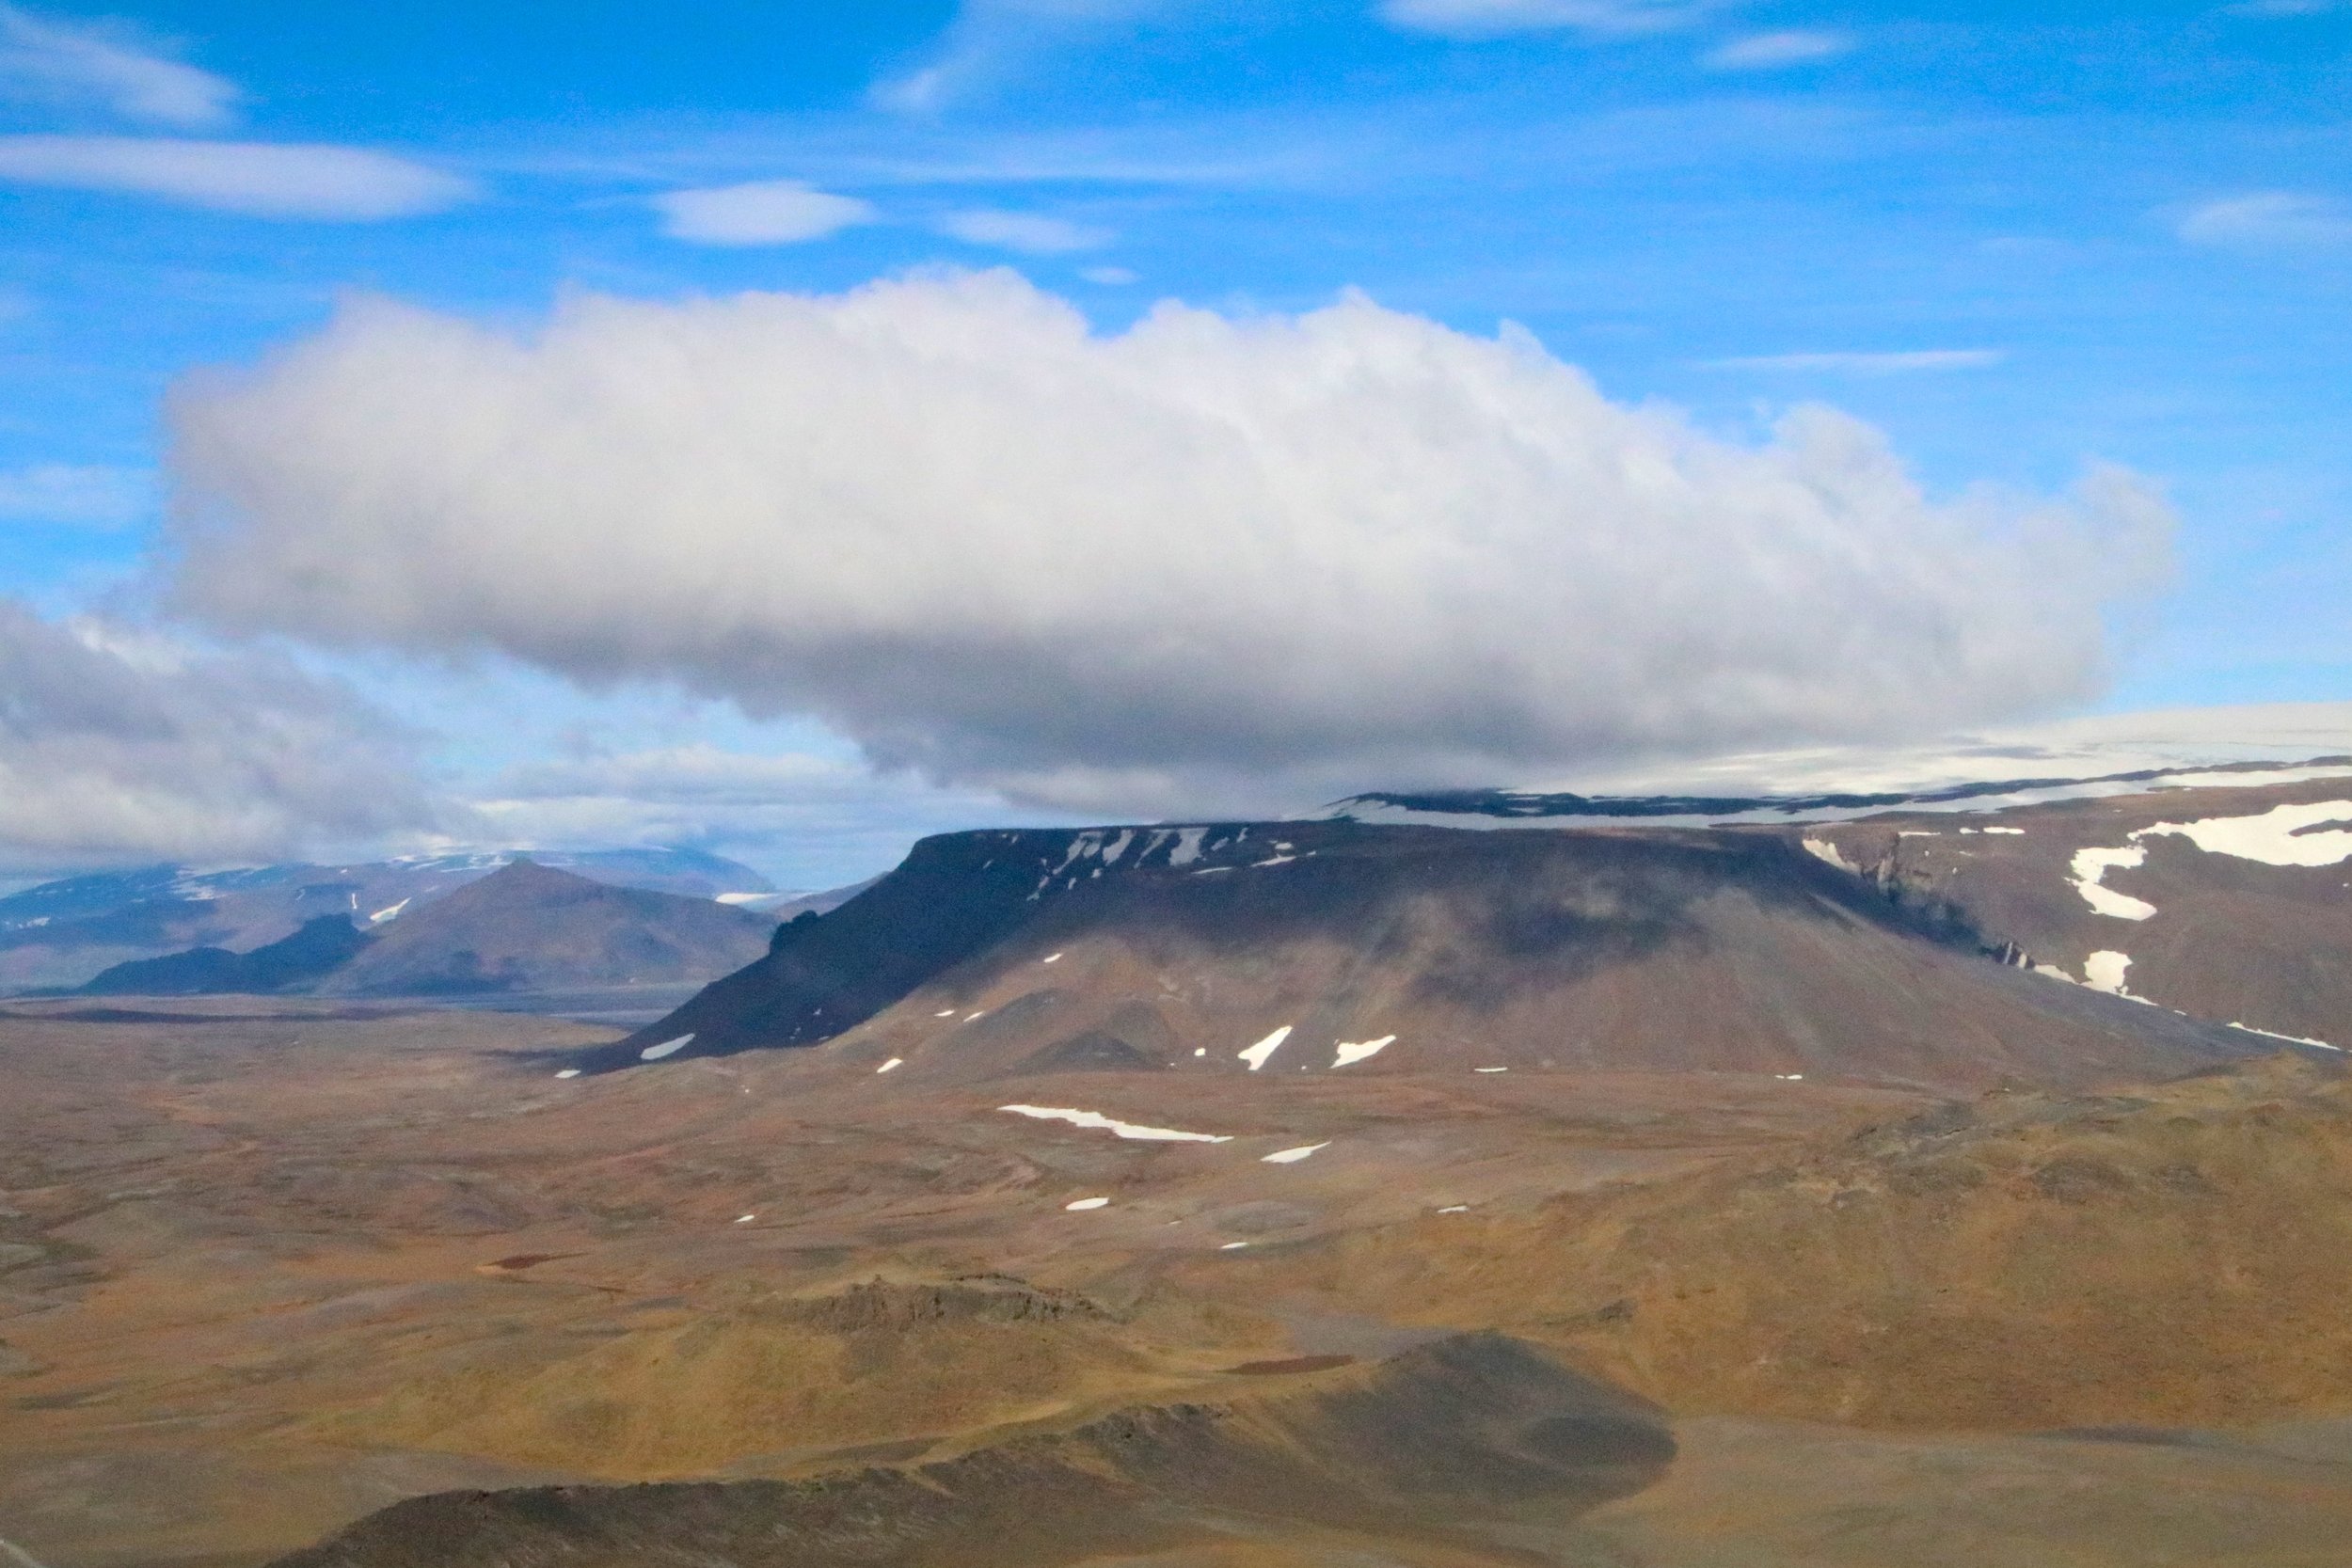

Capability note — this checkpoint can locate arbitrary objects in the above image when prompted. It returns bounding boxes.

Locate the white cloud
[2177,191,2352,250]
[2223,0,2347,16]
[1704,349,2006,373]
[1380,0,1731,39]
[652,180,876,246]
[873,0,1173,111]
[165,271,2169,819]
[938,208,1112,253]
[0,598,440,876]
[0,3,237,129]
[0,135,476,219]
[1080,265,1139,285]
[1703,29,1851,71]
[0,463,151,529]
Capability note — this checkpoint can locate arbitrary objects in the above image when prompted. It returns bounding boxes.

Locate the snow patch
[1773,1072,1804,1081]
[639,1033,693,1061]
[875,1057,904,1074]
[1980,826,2026,835]
[1437,1204,1470,1214]
[1168,827,1210,866]
[2069,845,2157,921]
[1330,1034,1395,1069]
[367,898,409,924]
[1802,838,1858,873]
[1041,952,1063,964]
[1238,1024,1294,1071]
[2135,800,2352,867]
[2082,950,2134,995]
[1219,1241,1250,1250]
[1473,1066,1509,1074]
[735,1213,756,1223]
[998,1104,1232,1143]
[1064,1196,1111,1211]
[1262,1142,1329,1164]
[2229,1021,2343,1052]
[553,1068,580,1079]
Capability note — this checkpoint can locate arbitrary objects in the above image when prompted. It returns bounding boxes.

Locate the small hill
[317,861,773,996]
[272,1333,1671,1568]
[316,1277,1168,1481]
[77,914,373,996]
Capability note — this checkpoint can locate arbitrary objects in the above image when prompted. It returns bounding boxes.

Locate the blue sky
[0,0,2347,885]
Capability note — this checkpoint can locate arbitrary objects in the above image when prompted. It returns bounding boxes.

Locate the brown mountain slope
[319,860,772,995]
[1801,774,2352,1046]
[595,820,2287,1093]
[1276,1053,2352,1431]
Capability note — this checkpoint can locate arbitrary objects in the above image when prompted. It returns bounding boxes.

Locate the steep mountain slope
[0,847,776,991]
[1280,1053,2352,1431]
[316,861,773,995]
[592,820,2281,1092]
[77,914,373,996]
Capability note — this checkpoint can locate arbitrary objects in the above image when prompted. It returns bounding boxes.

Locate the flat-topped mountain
[587,815,2287,1092]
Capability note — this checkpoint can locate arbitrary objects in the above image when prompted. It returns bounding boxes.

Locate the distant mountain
[315,861,775,997]
[78,915,373,997]
[0,847,780,992]
[66,862,776,1000]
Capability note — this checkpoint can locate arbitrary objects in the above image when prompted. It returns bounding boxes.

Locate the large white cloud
[165,270,2170,817]
[0,599,442,874]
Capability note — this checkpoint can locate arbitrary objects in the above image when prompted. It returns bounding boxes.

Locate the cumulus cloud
[166,270,2170,818]
[0,3,237,128]
[653,180,876,245]
[0,462,151,528]
[0,135,475,219]
[1380,0,1732,39]
[0,598,441,875]
[1702,29,1851,71]
[938,208,1112,253]
[2177,191,2352,249]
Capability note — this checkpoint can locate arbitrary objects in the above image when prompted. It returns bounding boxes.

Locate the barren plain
[4,981,2351,1566]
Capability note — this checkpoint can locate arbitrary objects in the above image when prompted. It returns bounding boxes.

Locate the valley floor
[2,1000,2348,1566]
